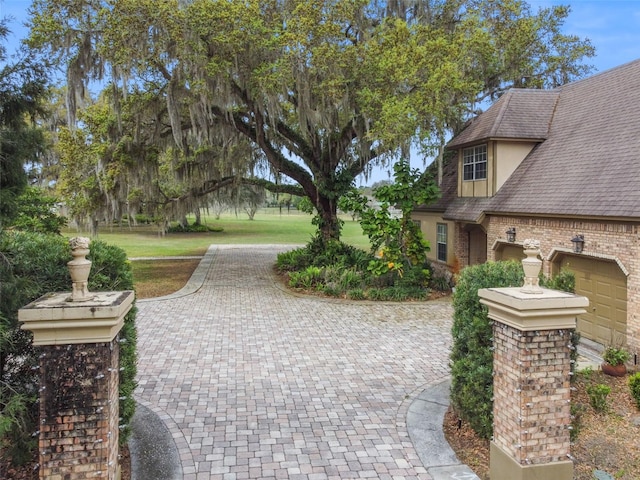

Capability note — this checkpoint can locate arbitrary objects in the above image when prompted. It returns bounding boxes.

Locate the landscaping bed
[444,370,640,480]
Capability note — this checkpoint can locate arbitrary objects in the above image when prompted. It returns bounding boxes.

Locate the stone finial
[67,237,94,302]
[520,239,543,294]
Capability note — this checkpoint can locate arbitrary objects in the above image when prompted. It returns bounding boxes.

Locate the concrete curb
[407,379,480,480]
[129,403,183,480]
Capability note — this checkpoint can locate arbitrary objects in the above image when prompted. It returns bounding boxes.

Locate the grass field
[67,210,370,258]
[63,210,371,297]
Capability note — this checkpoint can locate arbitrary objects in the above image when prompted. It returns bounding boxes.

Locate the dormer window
[463,145,487,181]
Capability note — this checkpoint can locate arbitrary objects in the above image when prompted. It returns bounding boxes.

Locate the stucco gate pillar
[19,237,134,480]
[478,239,588,480]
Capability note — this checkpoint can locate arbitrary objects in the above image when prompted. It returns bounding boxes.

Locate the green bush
[450,261,524,439]
[319,285,341,297]
[365,285,426,301]
[12,187,67,234]
[167,222,223,233]
[396,265,431,288]
[629,372,640,409]
[430,274,451,292]
[0,231,137,467]
[347,288,366,300]
[586,383,611,413]
[570,402,586,442]
[338,268,364,291]
[602,346,630,366]
[133,213,161,224]
[276,247,315,272]
[288,266,323,289]
[276,237,430,300]
[450,261,580,439]
[540,267,575,292]
[276,237,371,274]
[88,240,138,443]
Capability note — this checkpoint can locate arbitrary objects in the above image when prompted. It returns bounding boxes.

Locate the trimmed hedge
[0,231,137,466]
[629,372,640,410]
[450,261,578,439]
[450,261,524,439]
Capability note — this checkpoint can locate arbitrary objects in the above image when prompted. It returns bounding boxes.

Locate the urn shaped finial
[520,239,543,294]
[67,237,94,301]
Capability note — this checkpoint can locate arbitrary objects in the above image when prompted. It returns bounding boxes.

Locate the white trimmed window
[463,145,487,181]
[436,223,447,262]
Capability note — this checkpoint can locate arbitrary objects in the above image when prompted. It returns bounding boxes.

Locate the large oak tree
[28,0,593,239]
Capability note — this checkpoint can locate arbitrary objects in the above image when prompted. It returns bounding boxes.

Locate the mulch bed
[444,371,640,480]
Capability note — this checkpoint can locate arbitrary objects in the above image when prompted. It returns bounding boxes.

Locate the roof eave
[446,136,547,151]
[485,210,640,223]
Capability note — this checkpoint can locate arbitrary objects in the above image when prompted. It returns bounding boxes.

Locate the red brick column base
[38,341,120,480]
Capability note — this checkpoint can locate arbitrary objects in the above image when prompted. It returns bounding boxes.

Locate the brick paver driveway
[135,245,454,480]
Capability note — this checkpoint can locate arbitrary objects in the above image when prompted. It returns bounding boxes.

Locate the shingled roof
[447,89,559,149]
[446,59,640,221]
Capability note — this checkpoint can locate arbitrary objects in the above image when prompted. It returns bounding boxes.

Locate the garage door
[559,255,627,346]
[496,244,525,262]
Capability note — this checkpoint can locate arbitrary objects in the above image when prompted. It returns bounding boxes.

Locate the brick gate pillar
[478,239,588,480]
[19,237,134,480]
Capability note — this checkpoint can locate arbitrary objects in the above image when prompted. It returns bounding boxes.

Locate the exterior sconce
[506,227,516,243]
[571,234,585,253]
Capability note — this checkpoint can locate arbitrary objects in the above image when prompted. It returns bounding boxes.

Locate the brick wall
[453,222,469,267]
[486,215,640,354]
[38,340,120,480]
[493,323,573,465]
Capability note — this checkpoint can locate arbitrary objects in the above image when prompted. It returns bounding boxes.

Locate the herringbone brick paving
[135,245,454,479]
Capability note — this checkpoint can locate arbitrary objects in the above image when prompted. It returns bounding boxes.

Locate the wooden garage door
[559,256,627,346]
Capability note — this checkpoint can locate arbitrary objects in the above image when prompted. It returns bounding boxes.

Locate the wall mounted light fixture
[506,227,516,243]
[571,234,585,253]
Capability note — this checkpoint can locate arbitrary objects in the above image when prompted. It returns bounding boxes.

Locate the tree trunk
[316,195,341,241]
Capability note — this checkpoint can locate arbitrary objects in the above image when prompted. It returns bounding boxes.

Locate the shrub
[365,288,387,301]
[450,261,581,439]
[396,265,431,288]
[320,285,341,297]
[338,268,364,291]
[275,248,313,272]
[12,187,67,234]
[586,383,611,413]
[167,222,223,233]
[602,346,630,366]
[450,261,524,439]
[134,213,153,224]
[288,266,323,289]
[88,240,138,443]
[540,267,575,293]
[0,231,137,467]
[629,372,640,409]
[430,274,451,292]
[570,402,586,442]
[276,236,427,300]
[347,288,366,300]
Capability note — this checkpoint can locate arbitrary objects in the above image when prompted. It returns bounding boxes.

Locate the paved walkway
[133,245,470,480]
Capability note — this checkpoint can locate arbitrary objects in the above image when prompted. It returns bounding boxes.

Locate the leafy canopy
[28,0,594,238]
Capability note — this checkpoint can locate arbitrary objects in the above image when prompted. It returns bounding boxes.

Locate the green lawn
[65,209,370,258]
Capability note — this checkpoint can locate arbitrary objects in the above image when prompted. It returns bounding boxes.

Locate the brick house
[413,59,640,355]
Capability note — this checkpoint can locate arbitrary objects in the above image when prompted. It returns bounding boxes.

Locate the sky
[1,0,640,184]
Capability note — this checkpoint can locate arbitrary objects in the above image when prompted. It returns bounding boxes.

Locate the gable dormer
[448,89,559,198]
